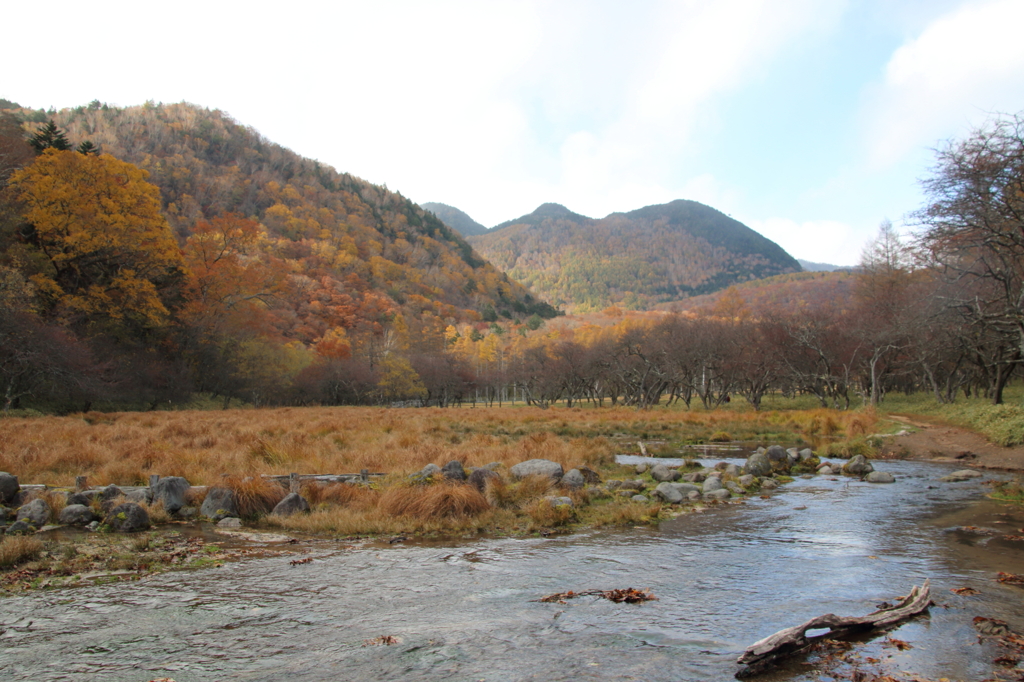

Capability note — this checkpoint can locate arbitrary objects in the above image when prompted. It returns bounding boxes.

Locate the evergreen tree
[76,140,99,155]
[28,120,71,153]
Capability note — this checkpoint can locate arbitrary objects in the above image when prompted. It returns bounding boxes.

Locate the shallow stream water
[2,460,1022,681]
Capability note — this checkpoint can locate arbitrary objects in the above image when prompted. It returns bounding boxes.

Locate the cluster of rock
[409,458,599,508]
[0,470,314,537]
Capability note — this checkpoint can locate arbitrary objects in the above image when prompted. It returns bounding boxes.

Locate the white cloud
[864,0,1024,166]
[746,217,860,266]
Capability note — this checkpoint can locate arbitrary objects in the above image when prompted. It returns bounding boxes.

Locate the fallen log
[735,580,931,678]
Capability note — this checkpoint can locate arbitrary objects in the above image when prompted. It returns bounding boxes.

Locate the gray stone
[6,519,35,535]
[799,448,815,460]
[635,463,649,474]
[482,462,503,472]
[681,471,706,483]
[631,494,649,503]
[0,504,10,521]
[652,482,684,504]
[743,452,772,477]
[760,478,779,490]
[605,479,623,490]
[578,467,602,484]
[59,504,97,525]
[201,487,239,521]
[687,490,702,501]
[818,466,834,475]
[650,464,679,482]
[544,496,574,508]
[618,490,635,498]
[217,517,242,528]
[104,502,151,532]
[704,488,731,501]
[724,464,740,476]
[842,455,874,476]
[126,489,149,503]
[66,490,95,506]
[738,474,756,488]
[0,472,20,505]
[561,468,585,489]
[16,498,50,527]
[585,485,608,499]
[725,481,743,494]
[509,459,563,481]
[667,482,702,496]
[865,471,895,483]
[420,463,442,477]
[765,445,791,472]
[98,484,124,511]
[941,469,983,482]
[177,506,198,519]
[272,492,310,516]
[86,520,100,532]
[618,479,647,492]
[467,467,500,493]
[702,477,723,494]
[151,476,191,514]
[442,460,467,481]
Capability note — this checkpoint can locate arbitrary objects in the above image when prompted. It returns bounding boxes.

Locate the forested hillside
[0,101,554,411]
[420,202,488,237]
[466,199,802,311]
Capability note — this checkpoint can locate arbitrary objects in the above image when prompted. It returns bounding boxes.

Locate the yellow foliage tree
[376,354,426,403]
[11,149,183,327]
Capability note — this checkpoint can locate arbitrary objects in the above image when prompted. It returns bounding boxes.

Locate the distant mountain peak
[421,202,487,237]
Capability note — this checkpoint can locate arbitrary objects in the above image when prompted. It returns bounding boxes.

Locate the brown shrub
[303,481,378,511]
[0,535,43,567]
[379,482,489,519]
[485,475,552,509]
[223,476,287,518]
[524,497,577,528]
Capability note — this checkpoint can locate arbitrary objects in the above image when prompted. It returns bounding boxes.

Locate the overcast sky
[6,0,1024,265]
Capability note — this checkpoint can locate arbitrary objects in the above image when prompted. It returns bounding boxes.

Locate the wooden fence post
[75,476,87,492]
[289,472,299,493]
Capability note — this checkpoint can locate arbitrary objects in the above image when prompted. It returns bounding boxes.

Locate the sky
[6,0,1024,266]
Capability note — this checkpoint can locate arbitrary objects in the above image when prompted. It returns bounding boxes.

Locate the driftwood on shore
[735,580,931,678]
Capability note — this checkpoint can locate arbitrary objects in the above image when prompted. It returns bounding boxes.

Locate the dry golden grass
[379,482,490,519]
[222,476,287,518]
[0,535,43,567]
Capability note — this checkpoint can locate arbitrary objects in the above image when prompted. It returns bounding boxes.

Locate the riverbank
[886,414,1024,472]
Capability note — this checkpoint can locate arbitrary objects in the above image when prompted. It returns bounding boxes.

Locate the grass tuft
[379,482,490,519]
[0,535,44,567]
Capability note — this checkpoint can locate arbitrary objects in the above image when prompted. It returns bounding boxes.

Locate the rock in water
[765,445,791,473]
[941,469,983,482]
[16,498,51,527]
[704,488,731,501]
[217,517,242,528]
[59,504,97,525]
[0,472,20,504]
[510,459,564,481]
[272,492,310,516]
[152,476,191,514]
[702,477,723,494]
[561,468,585,489]
[743,452,772,477]
[865,471,895,483]
[467,467,499,493]
[842,455,874,476]
[442,460,467,481]
[104,502,151,532]
[201,487,239,521]
[760,478,779,490]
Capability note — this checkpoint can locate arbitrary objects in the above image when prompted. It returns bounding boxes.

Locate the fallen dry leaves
[537,587,657,604]
[950,587,980,596]
[997,572,1024,585]
[362,635,401,646]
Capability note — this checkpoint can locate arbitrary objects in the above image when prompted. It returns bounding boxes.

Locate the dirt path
[887,414,1024,472]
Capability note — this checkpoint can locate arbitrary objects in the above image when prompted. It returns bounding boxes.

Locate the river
[2,460,1022,681]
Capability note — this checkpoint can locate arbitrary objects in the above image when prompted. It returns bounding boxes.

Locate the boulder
[941,469,983,482]
[865,471,895,483]
[799,448,815,461]
[126,489,149,503]
[687,490,702,501]
[272,492,310,516]
[561,468,586,489]
[6,519,35,535]
[667,482,702,497]
[605,479,623,490]
[725,481,743,494]
[635,463,649,474]
[420,463,442,478]
[842,455,874,476]
[652,482,684,504]
[724,464,740,477]
[59,504,96,526]
[201,487,239,521]
[16,498,51,527]
[682,471,706,483]
[510,459,564,481]
[650,464,679,482]
[704,488,731,501]
[0,472,20,504]
[760,478,779,490]
[578,467,602,484]
[702,477,724,494]
[99,484,124,511]
[0,504,10,521]
[818,466,834,475]
[217,517,242,528]
[765,445,791,472]
[66,490,96,506]
[618,479,647,492]
[442,460,467,481]
[544,496,573,508]
[585,485,608,499]
[104,502,151,532]
[151,476,191,514]
[631,494,649,503]
[467,467,500,493]
[743,452,772,477]
[737,474,756,488]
